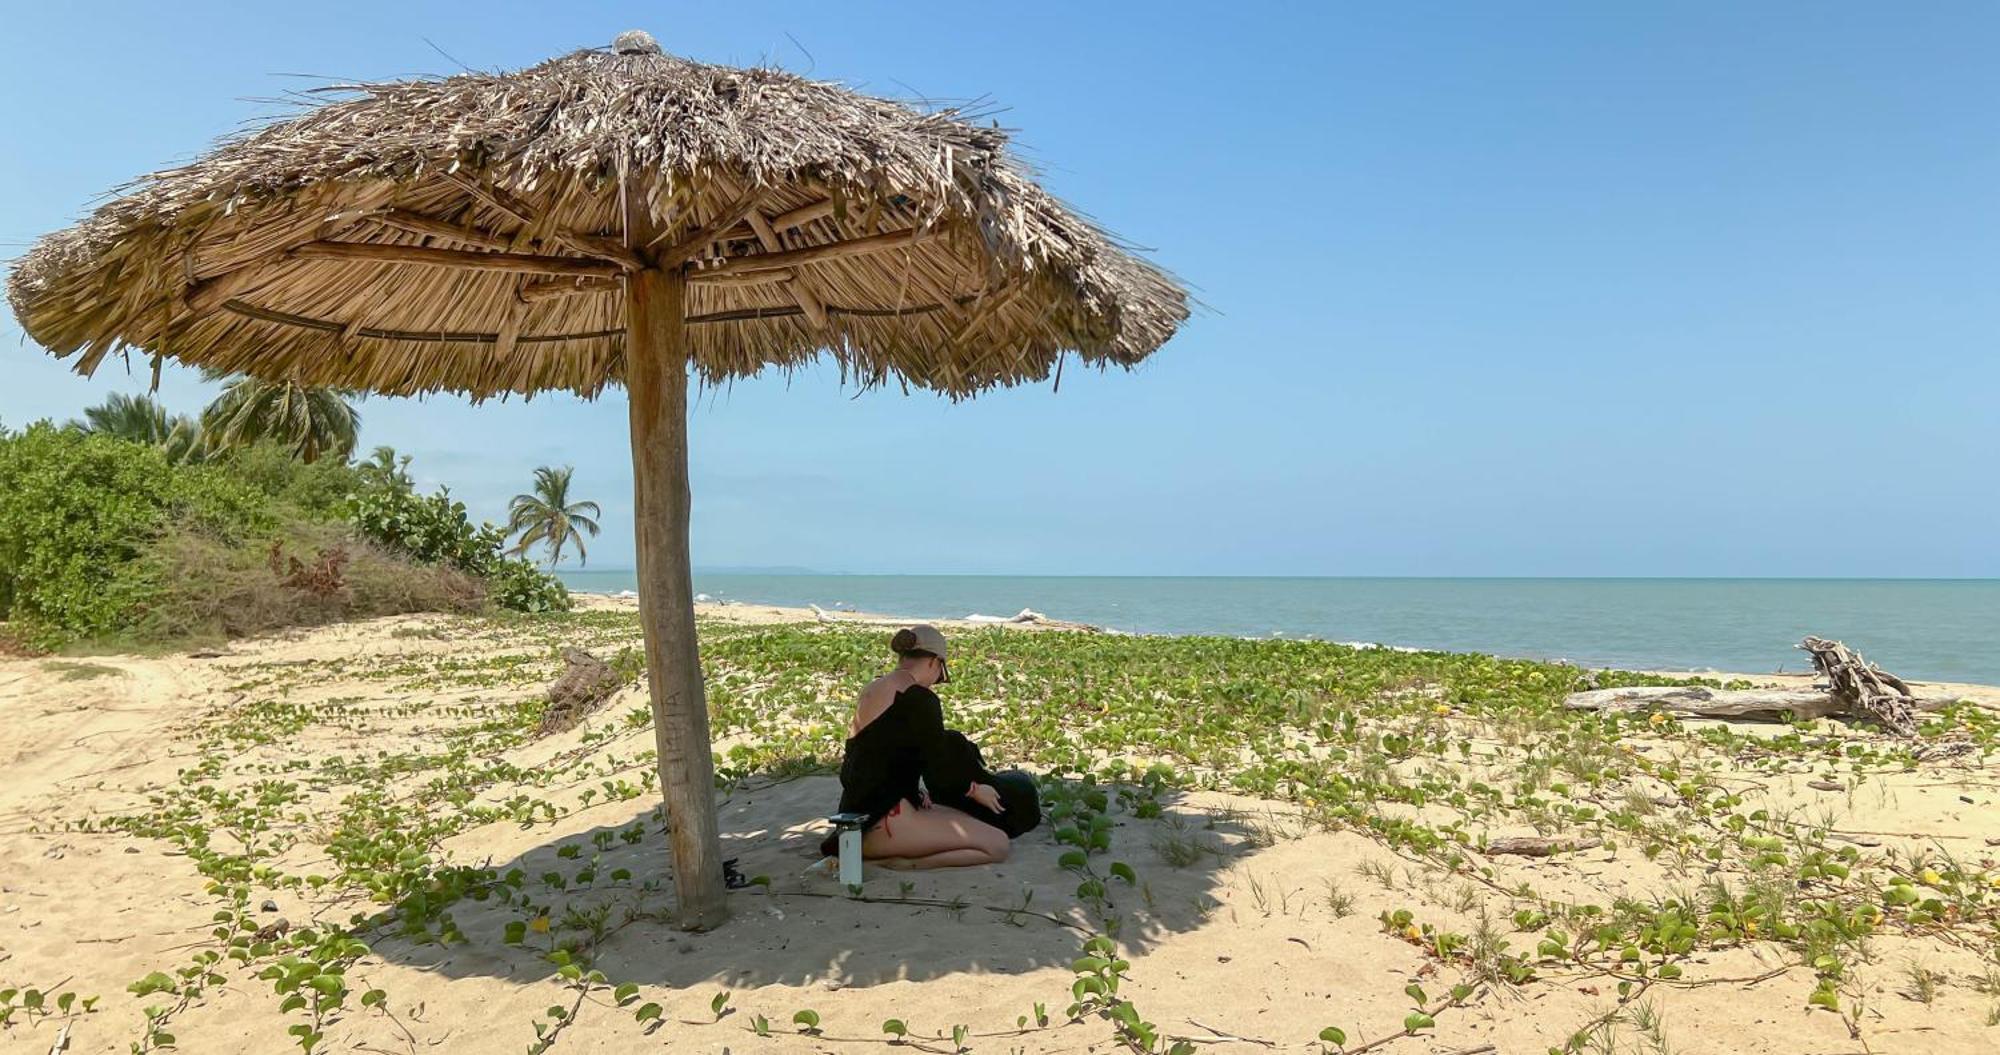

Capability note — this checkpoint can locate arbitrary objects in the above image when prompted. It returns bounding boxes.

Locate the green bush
[347,487,502,575]
[485,555,572,614]
[346,486,569,614]
[0,421,565,648]
[0,423,270,648]
[214,442,370,519]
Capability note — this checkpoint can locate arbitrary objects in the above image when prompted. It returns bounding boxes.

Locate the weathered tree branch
[290,240,624,278]
[1563,685,1954,723]
[694,227,937,277]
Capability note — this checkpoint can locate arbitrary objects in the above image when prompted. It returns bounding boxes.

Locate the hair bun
[890,628,919,654]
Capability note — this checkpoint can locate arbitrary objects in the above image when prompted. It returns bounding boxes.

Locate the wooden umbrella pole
[624,264,728,929]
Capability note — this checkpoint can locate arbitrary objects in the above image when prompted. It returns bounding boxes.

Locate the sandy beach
[3,600,1998,1054]
[4,5,1992,1054]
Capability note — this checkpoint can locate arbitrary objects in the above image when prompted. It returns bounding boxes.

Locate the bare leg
[862,800,1009,869]
[873,847,1006,870]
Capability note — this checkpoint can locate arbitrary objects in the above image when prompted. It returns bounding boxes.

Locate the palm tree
[201,377,359,463]
[160,416,209,466]
[357,445,415,494]
[78,392,210,464]
[507,466,602,567]
[81,392,172,444]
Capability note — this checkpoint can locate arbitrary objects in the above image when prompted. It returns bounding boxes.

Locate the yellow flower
[1648,713,1668,726]
[1433,705,1452,717]
[1402,925,1422,941]
[528,915,551,934]
[1920,868,1942,886]
[1743,919,1758,936]
[1985,873,2000,889]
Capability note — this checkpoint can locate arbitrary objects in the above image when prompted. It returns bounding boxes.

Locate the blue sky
[4,3,1995,576]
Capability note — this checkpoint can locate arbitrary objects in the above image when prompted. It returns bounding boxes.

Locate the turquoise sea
[555,574,2000,685]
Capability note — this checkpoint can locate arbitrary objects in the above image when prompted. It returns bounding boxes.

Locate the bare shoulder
[851,673,905,733]
[858,674,897,707]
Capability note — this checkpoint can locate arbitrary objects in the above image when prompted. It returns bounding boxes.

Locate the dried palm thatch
[6,31,1187,400]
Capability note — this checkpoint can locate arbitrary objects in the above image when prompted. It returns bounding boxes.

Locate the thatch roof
[6,31,1187,400]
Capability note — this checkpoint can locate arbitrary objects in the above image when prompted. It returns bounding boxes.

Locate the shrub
[0,420,563,647]
[486,555,571,614]
[116,518,484,644]
[0,422,269,648]
[346,486,569,614]
[347,487,503,576]
[214,442,370,519]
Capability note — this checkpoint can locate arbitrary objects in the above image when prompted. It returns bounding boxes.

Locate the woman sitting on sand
[829,624,1035,869]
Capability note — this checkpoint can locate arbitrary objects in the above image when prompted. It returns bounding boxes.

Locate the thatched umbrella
[6,30,1187,927]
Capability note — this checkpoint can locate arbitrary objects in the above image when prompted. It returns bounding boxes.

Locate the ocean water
[555,573,2000,685]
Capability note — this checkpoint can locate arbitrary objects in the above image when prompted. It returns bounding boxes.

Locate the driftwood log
[538,648,625,735]
[1799,636,1918,735]
[1564,685,1955,723]
[1566,638,1953,733]
[1560,651,1952,735]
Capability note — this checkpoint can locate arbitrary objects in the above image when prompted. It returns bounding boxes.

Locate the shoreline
[573,591,2000,704]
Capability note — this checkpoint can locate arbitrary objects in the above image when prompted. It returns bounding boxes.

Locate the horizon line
[557,571,2000,582]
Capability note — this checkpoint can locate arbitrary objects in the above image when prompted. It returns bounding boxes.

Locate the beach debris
[1189,1019,1275,1047]
[801,857,838,880]
[1482,836,1603,858]
[267,539,349,597]
[538,648,624,735]
[1799,636,1919,736]
[1566,685,1856,720]
[964,608,1049,624]
[1567,641,1946,736]
[1570,639,1933,736]
[961,608,1109,632]
[1563,684,1956,726]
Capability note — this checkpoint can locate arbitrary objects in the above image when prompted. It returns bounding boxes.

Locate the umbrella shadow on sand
[374,774,1274,992]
